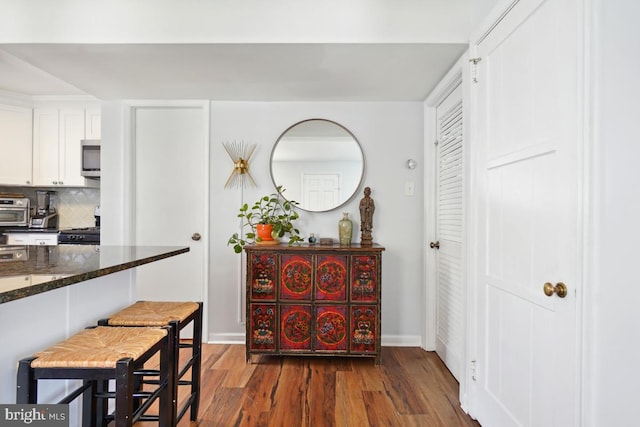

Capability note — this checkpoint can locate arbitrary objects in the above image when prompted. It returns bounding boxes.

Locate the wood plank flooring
[161,344,480,427]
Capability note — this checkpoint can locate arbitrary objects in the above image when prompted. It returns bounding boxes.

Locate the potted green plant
[228,186,304,253]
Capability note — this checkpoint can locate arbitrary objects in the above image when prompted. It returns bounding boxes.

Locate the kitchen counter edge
[0,245,189,304]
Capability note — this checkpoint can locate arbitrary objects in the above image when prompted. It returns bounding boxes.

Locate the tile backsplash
[0,186,100,229]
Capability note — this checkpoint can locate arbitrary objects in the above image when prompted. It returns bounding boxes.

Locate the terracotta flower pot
[256,224,274,241]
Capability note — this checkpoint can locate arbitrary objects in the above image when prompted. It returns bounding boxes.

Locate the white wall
[584,0,640,425]
[100,101,130,245]
[209,102,425,345]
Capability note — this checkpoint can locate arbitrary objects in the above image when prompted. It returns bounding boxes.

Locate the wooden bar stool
[99,301,203,424]
[17,326,174,427]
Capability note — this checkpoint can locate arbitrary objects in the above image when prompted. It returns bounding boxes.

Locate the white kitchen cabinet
[33,235,58,245]
[0,275,31,293]
[5,232,58,245]
[85,108,101,139]
[59,109,86,186]
[0,275,67,292]
[33,107,92,187]
[33,108,61,186]
[31,274,66,285]
[0,104,33,186]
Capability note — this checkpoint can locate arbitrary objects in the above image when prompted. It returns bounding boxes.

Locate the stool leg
[115,358,134,427]
[81,379,96,427]
[16,357,37,404]
[95,380,109,427]
[81,379,108,427]
[168,320,180,426]
[160,329,174,427]
[190,303,203,421]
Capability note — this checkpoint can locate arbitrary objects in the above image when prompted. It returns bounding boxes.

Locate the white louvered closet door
[434,84,464,381]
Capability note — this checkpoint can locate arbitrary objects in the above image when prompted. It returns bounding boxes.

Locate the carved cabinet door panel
[351,255,378,302]
[315,255,348,301]
[280,304,312,351]
[315,305,348,352]
[249,303,276,351]
[249,254,277,300]
[279,255,313,300]
[350,305,378,354]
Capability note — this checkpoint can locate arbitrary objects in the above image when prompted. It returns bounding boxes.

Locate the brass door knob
[543,282,567,298]
[191,233,202,241]
[430,241,440,249]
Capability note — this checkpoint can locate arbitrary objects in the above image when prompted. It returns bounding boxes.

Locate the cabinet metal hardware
[430,241,440,249]
[191,233,201,241]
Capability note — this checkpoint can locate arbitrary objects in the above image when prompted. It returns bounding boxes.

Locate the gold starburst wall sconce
[223,140,257,189]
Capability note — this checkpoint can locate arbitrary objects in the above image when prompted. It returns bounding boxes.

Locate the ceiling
[0,43,468,101]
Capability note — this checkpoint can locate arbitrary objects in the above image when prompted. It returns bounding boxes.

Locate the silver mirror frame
[270,119,365,212]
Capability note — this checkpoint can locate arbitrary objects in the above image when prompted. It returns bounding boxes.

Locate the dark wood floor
[162,344,480,427]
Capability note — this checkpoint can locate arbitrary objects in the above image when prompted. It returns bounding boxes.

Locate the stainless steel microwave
[81,139,100,178]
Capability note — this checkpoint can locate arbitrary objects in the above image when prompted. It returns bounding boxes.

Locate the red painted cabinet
[245,244,384,364]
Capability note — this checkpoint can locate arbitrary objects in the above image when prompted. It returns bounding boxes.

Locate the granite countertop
[1,228,59,234]
[0,245,189,304]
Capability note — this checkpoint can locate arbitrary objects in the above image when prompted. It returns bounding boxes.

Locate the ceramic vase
[338,213,353,246]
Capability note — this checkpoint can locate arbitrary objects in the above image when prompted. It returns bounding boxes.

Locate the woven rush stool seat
[105,301,199,327]
[99,301,203,424]
[17,326,174,427]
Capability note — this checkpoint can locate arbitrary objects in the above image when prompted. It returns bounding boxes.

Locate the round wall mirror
[270,119,364,212]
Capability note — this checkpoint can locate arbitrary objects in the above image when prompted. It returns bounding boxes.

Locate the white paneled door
[131,104,208,311]
[471,0,581,425]
[302,173,340,211]
[434,84,464,381]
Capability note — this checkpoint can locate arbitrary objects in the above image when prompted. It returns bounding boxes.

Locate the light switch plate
[405,181,415,196]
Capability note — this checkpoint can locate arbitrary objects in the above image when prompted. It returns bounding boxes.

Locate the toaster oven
[0,197,30,227]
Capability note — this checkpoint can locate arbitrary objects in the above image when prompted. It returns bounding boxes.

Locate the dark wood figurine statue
[359,186,375,245]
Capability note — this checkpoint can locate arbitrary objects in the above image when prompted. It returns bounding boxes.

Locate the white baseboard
[207,332,245,344]
[207,332,422,347]
[381,334,422,347]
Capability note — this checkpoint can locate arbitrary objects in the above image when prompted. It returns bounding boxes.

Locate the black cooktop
[59,227,100,235]
[58,227,101,244]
